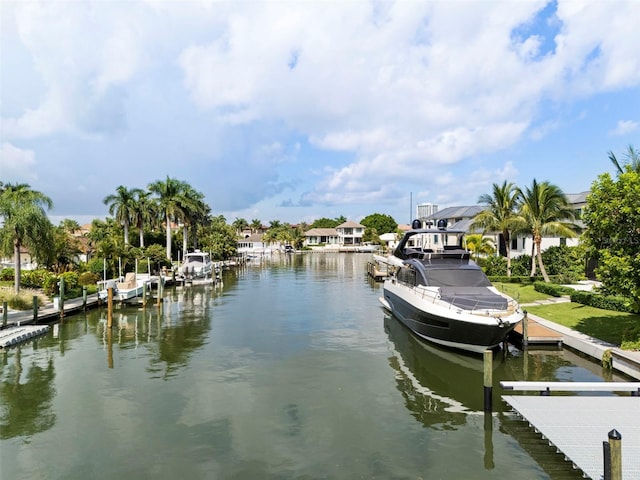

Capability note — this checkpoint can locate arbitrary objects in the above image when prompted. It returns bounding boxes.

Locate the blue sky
[1,0,639,227]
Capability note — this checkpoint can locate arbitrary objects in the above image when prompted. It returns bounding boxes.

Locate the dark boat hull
[381,284,520,354]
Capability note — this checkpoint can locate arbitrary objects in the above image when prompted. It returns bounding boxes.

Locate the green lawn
[526,302,640,348]
[492,282,552,304]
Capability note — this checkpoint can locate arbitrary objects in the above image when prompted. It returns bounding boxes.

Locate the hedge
[569,290,634,313]
[533,281,574,297]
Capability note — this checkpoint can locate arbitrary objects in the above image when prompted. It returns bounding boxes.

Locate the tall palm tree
[471,181,520,276]
[178,186,207,256]
[103,186,142,246]
[148,176,190,260]
[516,179,580,282]
[0,183,54,293]
[233,218,249,236]
[131,190,155,248]
[608,144,640,174]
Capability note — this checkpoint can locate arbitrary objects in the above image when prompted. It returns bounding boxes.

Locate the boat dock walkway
[1,293,102,328]
[501,381,640,479]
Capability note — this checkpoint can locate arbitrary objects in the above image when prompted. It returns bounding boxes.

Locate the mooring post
[2,301,7,326]
[142,282,147,309]
[522,310,528,349]
[483,349,493,412]
[107,287,113,328]
[32,295,38,321]
[603,429,622,480]
[82,286,87,311]
[59,277,65,318]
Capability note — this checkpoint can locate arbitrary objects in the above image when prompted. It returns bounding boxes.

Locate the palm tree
[516,179,580,282]
[250,219,262,234]
[608,144,640,174]
[130,190,156,248]
[471,181,520,276]
[148,176,190,260]
[464,234,495,260]
[178,186,208,256]
[0,183,54,293]
[233,218,249,236]
[103,186,142,246]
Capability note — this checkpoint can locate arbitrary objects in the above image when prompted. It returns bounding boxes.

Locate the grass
[526,302,640,348]
[492,282,553,304]
[0,286,49,310]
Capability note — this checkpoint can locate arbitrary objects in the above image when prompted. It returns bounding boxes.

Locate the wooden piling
[107,287,113,328]
[483,349,493,412]
[32,295,39,322]
[82,286,87,311]
[2,301,7,326]
[59,277,65,318]
[522,310,528,348]
[142,282,147,309]
[604,429,622,480]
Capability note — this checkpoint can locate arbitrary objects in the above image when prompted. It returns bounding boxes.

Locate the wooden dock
[501,381,640,479]
[510,315,563,347]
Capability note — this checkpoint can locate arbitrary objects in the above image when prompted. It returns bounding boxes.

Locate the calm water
[0,254,619,479]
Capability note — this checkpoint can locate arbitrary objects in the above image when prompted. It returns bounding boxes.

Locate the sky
[1,0,639,228]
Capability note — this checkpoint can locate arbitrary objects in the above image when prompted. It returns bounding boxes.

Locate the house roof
[427,205,485,220]
[305,228,338,237]
[239,233,264,242]
[566,191,590,204]
[336,220,365,229]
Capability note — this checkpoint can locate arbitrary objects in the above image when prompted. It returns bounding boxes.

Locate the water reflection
[0,347,56,439]
[384,313,484,428]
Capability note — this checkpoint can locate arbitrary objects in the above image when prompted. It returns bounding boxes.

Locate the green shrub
[488,275,536,284]
[621,324,640,350]
[60,271,79,290]
[0,268,14,281]
[534,281,574,297]
[78,271,101,286]
[21,269,53,288]
[569,290,634,313]
[0,287,47,310]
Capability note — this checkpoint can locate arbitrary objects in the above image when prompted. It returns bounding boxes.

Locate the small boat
[98,272,151,302]
[379,220,523,354]
[178,250,214,283]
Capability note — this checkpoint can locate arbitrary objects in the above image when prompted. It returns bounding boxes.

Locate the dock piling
[483,349,493,412]
[32,295,39,322]
[82,286,87,311]
[59,277,65,318]
[522,310,528,349]
[3,301,8,326]
[603,429,622,480]
[107,287,113,328]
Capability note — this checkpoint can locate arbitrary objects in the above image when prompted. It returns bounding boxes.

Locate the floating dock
[0,324,50,348]
[502,381,640,479]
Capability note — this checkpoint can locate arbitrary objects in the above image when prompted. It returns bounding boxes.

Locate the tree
[0,183,54,293]
[360,213,397,235]
[465,234,495,260]
[310,216,345,228]
[233,218,249,235]
[582,170,640,309]
[250,219,262,234]
[200,215,238,259]
[177,185,208,255]
[362,227,381,245]
[516,179,580,282]
[103,186,142,246]
[471,181,520,277]
[131,190,156,248]
[608,144,640,174]
[148,176,190,261]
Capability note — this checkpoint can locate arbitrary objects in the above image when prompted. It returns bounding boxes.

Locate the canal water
[0,254,619,479]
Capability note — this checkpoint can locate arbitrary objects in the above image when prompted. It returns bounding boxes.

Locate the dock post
[107,287,113,328]
[82,286,87,311]
[59,277,65,318]
[142,282,147,309]
[522,310,528,349]
[603,429,622,480]
[3,301,8,326]
[483,350,493,412]
[32,295,39,322]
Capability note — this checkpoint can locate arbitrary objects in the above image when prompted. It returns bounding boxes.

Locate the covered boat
[379,220,523,354]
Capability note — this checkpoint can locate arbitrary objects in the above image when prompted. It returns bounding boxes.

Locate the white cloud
[610,120,639,136]
[0,142,38,181]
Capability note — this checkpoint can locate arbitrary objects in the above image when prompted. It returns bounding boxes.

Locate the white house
[335,220,365,246]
